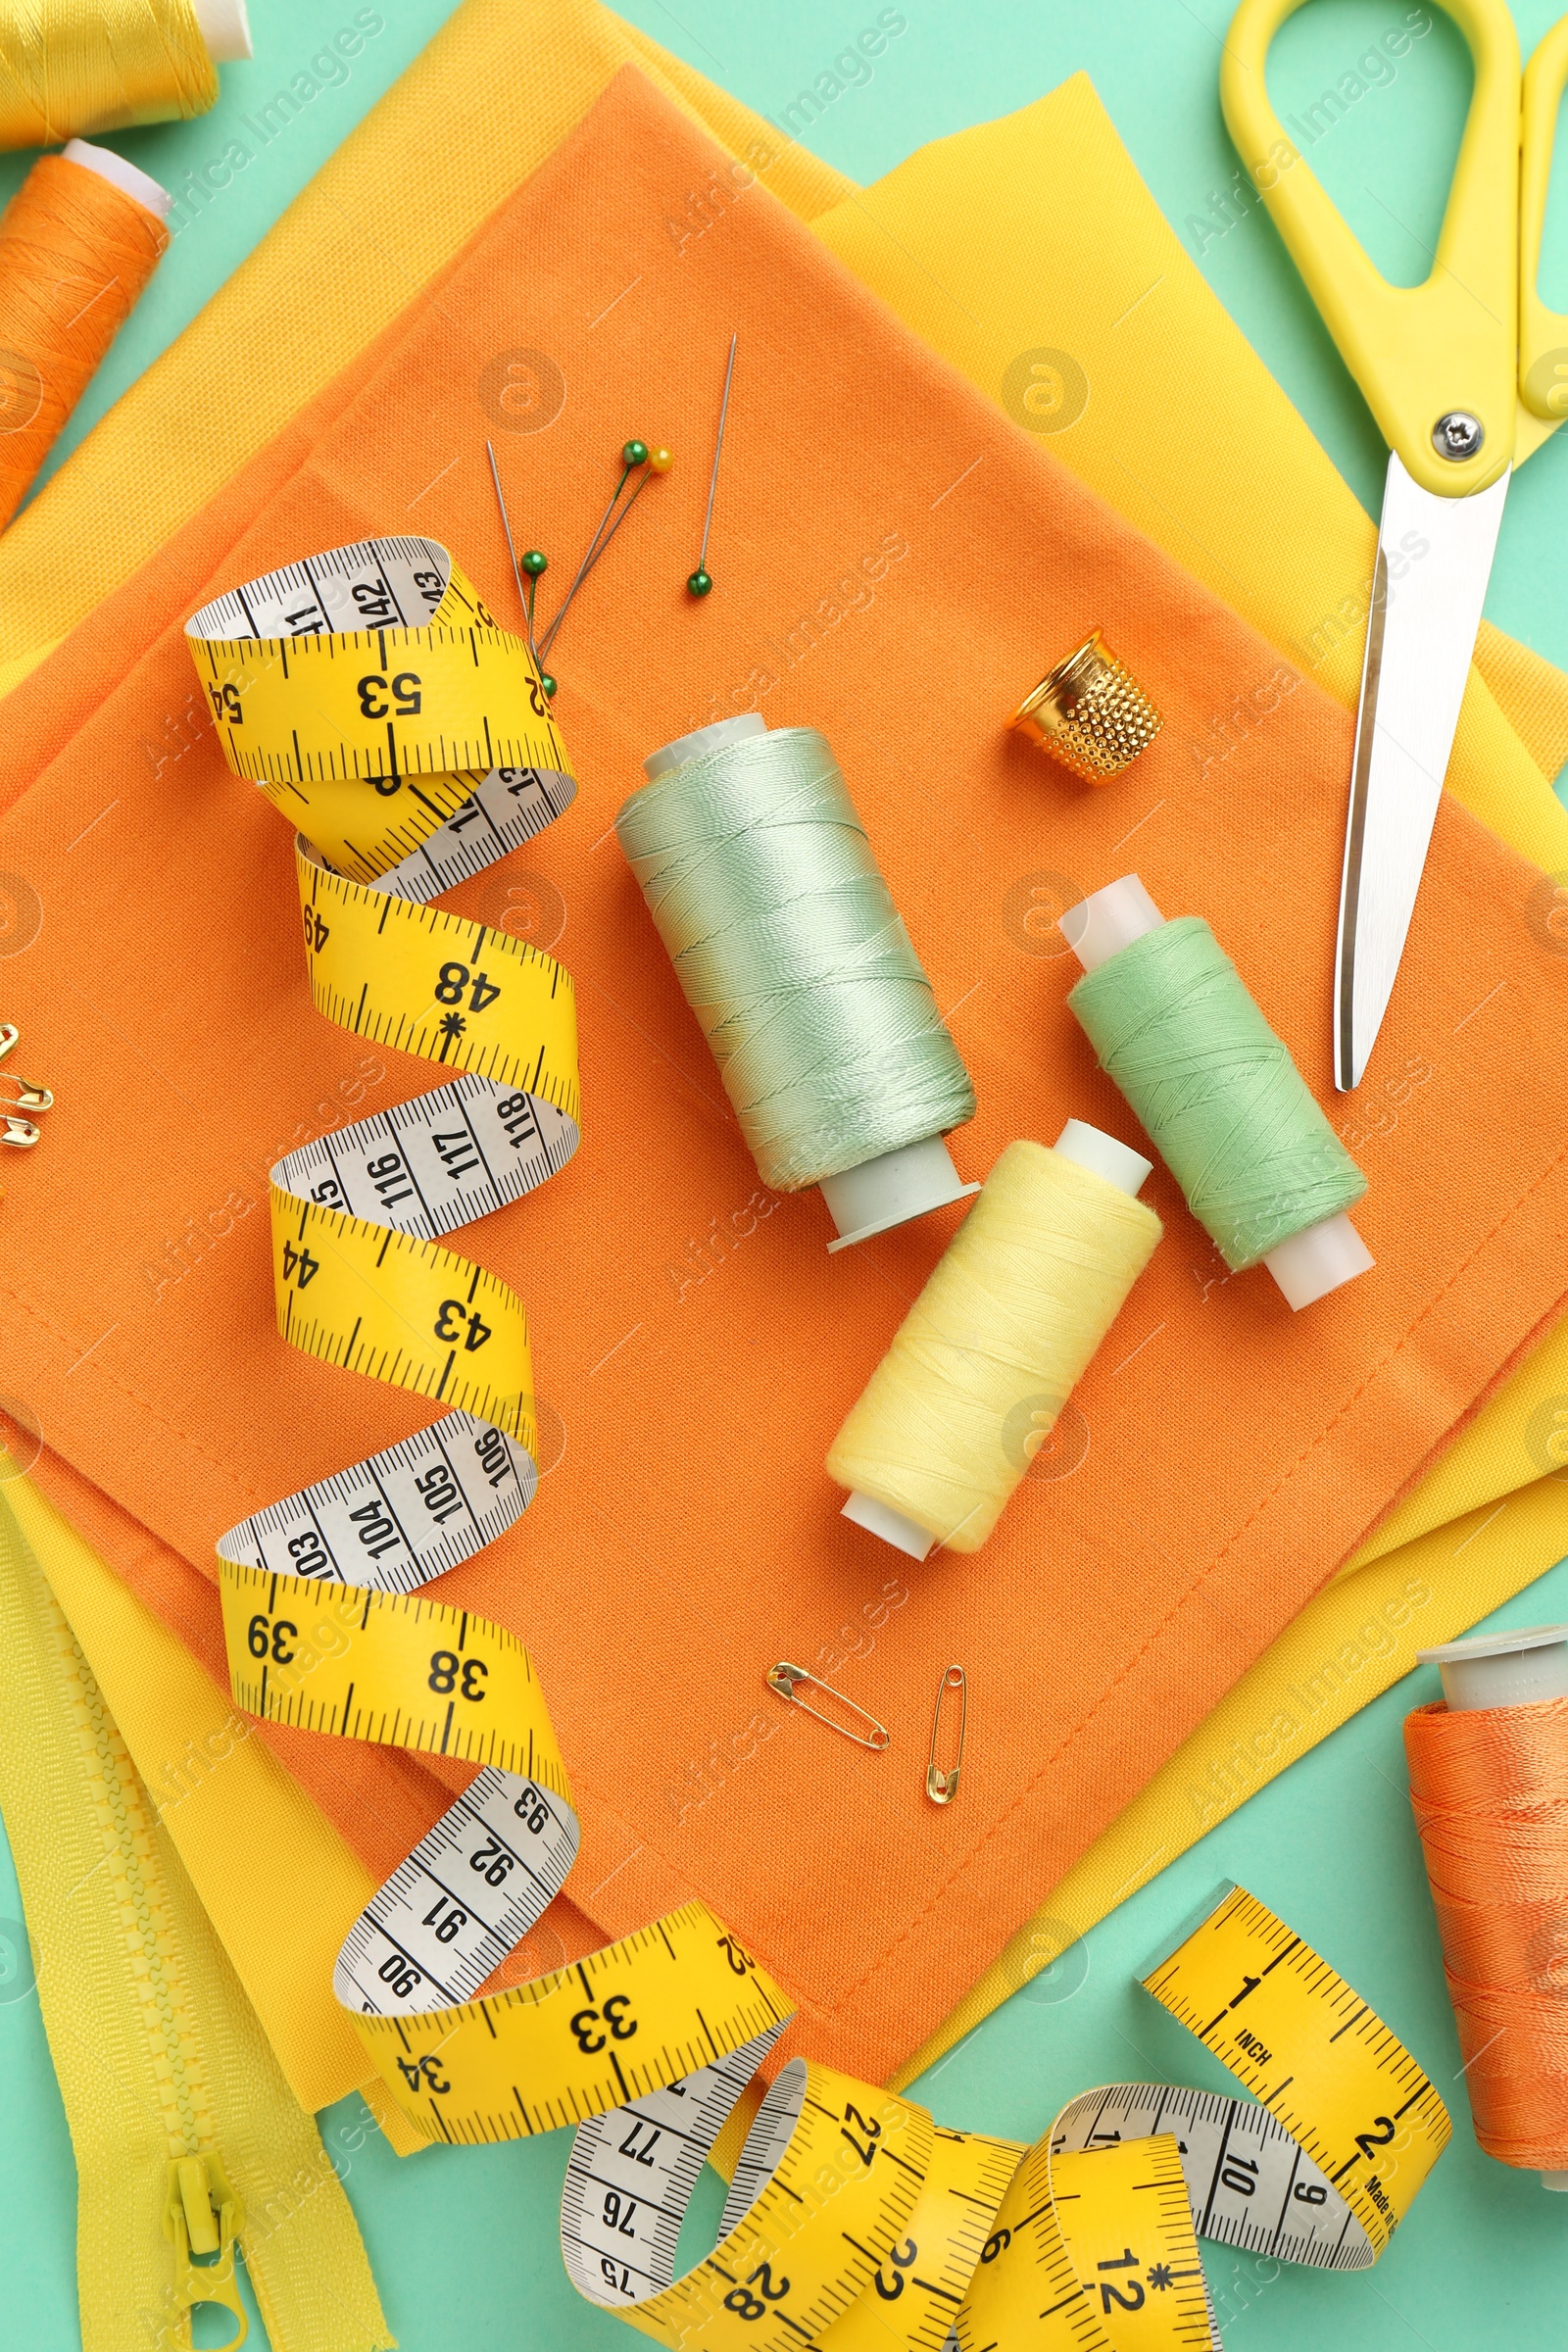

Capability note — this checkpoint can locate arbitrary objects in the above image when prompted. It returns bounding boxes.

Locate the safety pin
[926,1664,966,1804]
[765,1662,890,1751]
[0,1025,52,1115]
[1,1114,39,1148]
[0,1071,51,1115]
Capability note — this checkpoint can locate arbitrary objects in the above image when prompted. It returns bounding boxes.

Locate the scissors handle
[1222,0,1519,495]
[1520,19,1568,418]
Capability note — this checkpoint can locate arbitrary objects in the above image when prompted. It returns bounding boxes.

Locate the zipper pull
[163,2154,248,2348]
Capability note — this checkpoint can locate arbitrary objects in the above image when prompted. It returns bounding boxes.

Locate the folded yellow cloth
[0,1478,396,2345]
[0,0,850,697]
[1,1466,429,2137]
[812,76,1568,871]
[807,77,1568,2074]
[9,0,1568,2100]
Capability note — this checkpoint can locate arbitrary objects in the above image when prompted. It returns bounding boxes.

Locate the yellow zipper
[0,1476,393,2352]
[52,1561,248,2345]
[165,2153,246,2345]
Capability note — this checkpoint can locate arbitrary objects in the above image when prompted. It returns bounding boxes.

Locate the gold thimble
[1007,629,1161,782]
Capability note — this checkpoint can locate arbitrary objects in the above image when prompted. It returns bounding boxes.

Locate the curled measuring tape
[187,536,579,1531]
[1138,1885,1449,2265]
[964,1886,1451,2352]
[184,532,819,2318]
[211,1565,1446,2345]
[192,541,1448,2348]
[214,1562,792,2111]
[187,534,569,882]
[186,534,592,2011]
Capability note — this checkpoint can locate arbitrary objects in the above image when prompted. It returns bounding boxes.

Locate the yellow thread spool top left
[0,0,251,151]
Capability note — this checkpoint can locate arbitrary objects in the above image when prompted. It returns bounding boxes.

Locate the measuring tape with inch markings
[191,542,1446,2349]
[209,1551,1447,2348]
[962,1885,1449,2352]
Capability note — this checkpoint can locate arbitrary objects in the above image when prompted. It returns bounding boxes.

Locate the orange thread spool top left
[0,150,169,531]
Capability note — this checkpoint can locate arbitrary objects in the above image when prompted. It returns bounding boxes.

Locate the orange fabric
[6,70,1568,2086]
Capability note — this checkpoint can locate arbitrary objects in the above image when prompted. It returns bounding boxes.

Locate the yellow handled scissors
[1222,0,1568,1088]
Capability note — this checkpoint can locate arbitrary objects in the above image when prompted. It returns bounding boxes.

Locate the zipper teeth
[45,1584,216,2159]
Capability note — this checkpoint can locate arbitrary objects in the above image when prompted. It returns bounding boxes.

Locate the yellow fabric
[0,1481,394,2349]
[10,0,1568,2102]
[0,0,851,693]
[0,644,45,697]
[1475,615,1568,805]
[4,1468,393,2123]
[810,76,1568,868]
[898,1399,1568,2084]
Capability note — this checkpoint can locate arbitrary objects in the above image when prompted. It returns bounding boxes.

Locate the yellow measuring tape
[1142,1885,1449,2260]
[188,537,561,880]
[188,537,579,1532]
[192,541,1448,2349]
[962,1886,1449,2352]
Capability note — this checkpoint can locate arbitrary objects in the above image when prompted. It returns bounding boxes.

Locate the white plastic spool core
[1052,1117,1151,1198]
[62,139,172,220]
[640,718,979,1251]
[1262,1214,1374,1308]
[1057,872,1163,972]
[642,712,765,781]
[841,1489,935,1564]
[1058,873,1372,1311]
[843,1119,1147,1561]
[819,1136,979,1251]
[1417,1624,1568,2189]
[1417,1624,1568,1713]
[191,0,254,62]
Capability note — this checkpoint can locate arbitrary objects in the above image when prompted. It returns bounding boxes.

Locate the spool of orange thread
[1406,1625,1568,2187]
[0,139,170,531]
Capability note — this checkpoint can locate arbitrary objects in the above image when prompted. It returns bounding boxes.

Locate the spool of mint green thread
[1062,877,1368,1299]
[618,719,976,1244]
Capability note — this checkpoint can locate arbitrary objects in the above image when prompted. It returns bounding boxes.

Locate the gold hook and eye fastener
[926,1663,966,1804]
[764,1661,890,1751]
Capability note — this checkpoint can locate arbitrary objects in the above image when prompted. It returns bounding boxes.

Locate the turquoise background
[5,1,1568,2343]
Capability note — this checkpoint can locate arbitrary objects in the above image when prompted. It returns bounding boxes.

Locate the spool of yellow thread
[0,0,249,151]
[0,140,170,531]
[827,1123,1162,1560]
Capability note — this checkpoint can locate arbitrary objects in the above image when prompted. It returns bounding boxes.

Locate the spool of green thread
[1061,874,1371,1308]
[618,717,977,1249]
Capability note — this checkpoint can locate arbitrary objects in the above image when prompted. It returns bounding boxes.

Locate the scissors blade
[1334,451,1509,1091]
